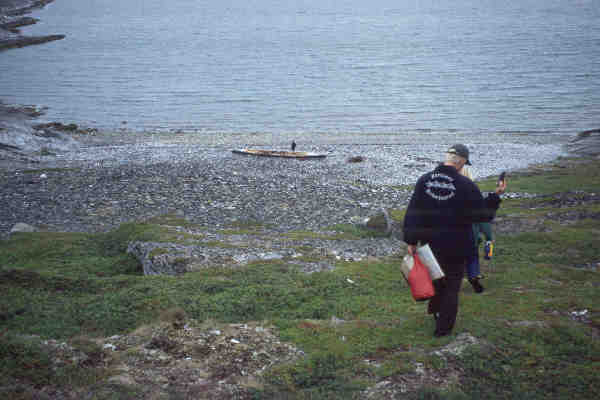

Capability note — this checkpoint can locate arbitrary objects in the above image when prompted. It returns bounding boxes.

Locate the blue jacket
[402,164,501,257]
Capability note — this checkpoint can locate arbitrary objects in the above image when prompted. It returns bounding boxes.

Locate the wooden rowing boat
[232,149,327,159]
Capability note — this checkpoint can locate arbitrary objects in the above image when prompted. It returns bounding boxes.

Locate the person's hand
[495,178,507,195]
[407,244,417,256]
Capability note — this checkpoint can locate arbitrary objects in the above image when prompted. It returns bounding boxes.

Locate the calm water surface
[1,0,599,135]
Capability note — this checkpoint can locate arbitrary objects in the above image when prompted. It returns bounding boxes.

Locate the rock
[0,102,81,161]
[9,222,36,234]
[365,208,393,236]
[0,33,65,50]
[1,16,37,32]
[0,0,63,52]
[33,122,79,132]
[567,128,600,157]
[108,374,136,386]
[0,142,22,152]
[257,252,284,261]
[433,332,484,358]
[347,155,365,163]
[127,242,193,276]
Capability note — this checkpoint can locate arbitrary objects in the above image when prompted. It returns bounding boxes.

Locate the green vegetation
[99,218,203,250]
[1,157,599,399]
[329,223,391,239]
[477,157,600,194]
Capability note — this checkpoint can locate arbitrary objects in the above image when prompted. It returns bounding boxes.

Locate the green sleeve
[480,222,493,241]
[471,224,480,246]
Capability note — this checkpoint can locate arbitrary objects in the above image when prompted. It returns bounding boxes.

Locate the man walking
[402,144,506,337]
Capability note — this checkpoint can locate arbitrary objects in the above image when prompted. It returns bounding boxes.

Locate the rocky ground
[0,0,64,51]
[11,311,489,400]
[2,107,598,400]
[4,179,598,399]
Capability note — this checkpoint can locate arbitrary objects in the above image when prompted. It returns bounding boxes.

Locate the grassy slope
[1,157,599,399]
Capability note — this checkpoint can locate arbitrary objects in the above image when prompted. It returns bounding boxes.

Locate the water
[1,0,599,135]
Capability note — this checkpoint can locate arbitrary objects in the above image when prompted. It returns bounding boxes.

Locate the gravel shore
[0,103,572,240]
[1,137,415,236]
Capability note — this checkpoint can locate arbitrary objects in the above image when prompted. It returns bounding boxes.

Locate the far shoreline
[0,100,579,187]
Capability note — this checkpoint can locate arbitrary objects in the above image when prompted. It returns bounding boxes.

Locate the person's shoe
[434,330,450,338]
[469,277,484,293]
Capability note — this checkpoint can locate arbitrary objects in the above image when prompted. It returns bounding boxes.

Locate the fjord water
[1,0,599,135]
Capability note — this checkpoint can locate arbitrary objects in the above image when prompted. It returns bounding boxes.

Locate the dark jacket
[403,164,501,257]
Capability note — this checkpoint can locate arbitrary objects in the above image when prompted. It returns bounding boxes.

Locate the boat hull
[232,149,327,159]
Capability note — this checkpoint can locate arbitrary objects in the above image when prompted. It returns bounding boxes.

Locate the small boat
[232,148,327,159]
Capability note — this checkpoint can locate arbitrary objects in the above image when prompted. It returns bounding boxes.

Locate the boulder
[567,128,600,157]
[127,242,194,276]
[10,222,36,234]
[127,240,295,275]
[0,102,81,165]
[347,155,365,163]
[364,208,394,236]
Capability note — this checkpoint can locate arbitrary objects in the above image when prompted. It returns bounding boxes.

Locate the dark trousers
[466,229,481,279]
[465,245,481,279]
[427,252,466,335]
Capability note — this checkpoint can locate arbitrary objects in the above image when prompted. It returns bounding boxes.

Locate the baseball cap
[447,143,472,165]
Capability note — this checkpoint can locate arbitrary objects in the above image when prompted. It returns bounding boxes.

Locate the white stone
[108,374,136,386]
[10,223,36,234]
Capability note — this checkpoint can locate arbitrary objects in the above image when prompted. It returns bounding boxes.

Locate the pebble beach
[0,105,571,239]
